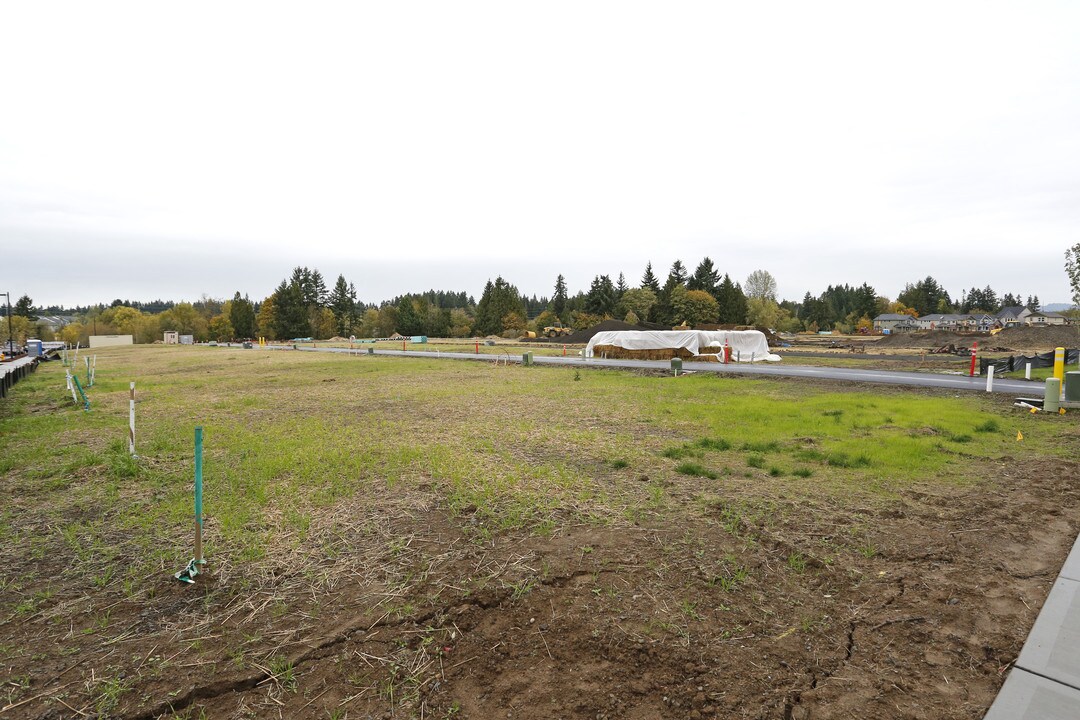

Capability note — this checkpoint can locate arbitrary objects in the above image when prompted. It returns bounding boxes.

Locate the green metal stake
[71,375,90,412]
[175,427,206,584]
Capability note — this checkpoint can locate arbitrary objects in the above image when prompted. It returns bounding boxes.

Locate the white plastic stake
[1025,362,1031,380]
[986,365,995,393]
[129,382,136,455]
[66,370,77,404]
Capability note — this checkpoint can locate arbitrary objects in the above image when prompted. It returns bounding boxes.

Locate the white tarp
[585,330,780,362]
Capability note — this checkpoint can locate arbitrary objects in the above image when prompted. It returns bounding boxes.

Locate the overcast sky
[2,2,1078,309]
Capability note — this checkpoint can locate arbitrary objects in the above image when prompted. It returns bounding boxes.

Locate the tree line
[4,259,1074,346]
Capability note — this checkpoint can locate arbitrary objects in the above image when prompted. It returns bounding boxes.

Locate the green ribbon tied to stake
[175,426,206,584]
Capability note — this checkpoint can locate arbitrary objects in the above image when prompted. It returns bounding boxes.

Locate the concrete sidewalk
[985,536,1080,719]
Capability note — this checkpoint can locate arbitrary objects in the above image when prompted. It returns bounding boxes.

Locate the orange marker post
[969,341,978,377]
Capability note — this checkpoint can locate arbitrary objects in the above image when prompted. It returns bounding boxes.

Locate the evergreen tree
[552,275,568,318]
[273,275,312,338]
[641,262,660,293]
[651,261,688,325]
[13,295,34,318]
[473,277,526,335]
[328,275,356,336]
[1000,293,1021,310]
[897,277,952,317]
[688,258,721,297]
[229,292,257,338]
[396,298,423,336]
[716,275,749,324]
[667,260,688,286]
[1026,295,1041,312]
[585,275,617,316]
[615,273,628,301]
[310,270,328,307]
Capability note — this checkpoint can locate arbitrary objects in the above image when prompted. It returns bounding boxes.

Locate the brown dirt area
[874,326,1080,353]
[5,456,1079,719]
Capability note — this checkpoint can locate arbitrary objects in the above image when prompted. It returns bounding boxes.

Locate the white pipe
[986,365,995,392]
[1025,362,1031,380]
[129,382,136,455]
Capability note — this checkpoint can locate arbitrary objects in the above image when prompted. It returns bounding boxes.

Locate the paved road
[298,346,1045,397]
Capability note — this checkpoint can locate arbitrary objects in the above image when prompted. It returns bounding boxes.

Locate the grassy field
[1,346,1078,719]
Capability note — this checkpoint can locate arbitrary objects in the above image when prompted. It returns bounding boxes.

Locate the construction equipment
[543,322,573,338]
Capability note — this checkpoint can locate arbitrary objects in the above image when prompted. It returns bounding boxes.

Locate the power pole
[1,292,12,355]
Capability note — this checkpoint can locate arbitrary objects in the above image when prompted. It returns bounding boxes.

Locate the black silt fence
[980,349,1079,375]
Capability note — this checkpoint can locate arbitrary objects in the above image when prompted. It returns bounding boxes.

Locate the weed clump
[826,452,871,468]
[746,455,765,469]
[974,419,1000,433]
[695,437,732,451]
[676,462,718,480]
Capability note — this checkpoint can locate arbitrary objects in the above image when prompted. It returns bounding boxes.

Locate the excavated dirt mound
[876,326,1079,352]
[875,330,986,349]
[560,320,646,344]
[993,325,1080,351]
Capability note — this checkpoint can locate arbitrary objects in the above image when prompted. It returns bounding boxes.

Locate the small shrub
[768,466,784,477]
[792,467,813,478]
[610,458,629,469]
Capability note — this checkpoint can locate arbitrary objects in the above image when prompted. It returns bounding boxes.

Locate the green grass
[0,346,1069,622]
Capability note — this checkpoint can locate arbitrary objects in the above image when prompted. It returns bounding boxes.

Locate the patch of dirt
[6,455,1079,719]
[875,326,1080,353]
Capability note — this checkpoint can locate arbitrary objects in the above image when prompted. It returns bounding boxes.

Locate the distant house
[30,315,76,332]
[873,314,919,333]
[1024,311,1067,327]
[971,313,998,332]
[996,307,1027,327]
[917,313,976,331]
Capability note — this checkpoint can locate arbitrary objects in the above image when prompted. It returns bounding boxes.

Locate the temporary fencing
[980,349,1079,376]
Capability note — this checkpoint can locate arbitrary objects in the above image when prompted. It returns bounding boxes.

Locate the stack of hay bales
[585,330,779,362]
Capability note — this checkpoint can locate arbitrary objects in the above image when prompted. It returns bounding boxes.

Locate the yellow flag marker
[1017,431,1024,441]
[1060,408,1067,415]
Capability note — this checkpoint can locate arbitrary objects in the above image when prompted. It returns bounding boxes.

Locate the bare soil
[6,455,1079,719]
[875,326,1080,353]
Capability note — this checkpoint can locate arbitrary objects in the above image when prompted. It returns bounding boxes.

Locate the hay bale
[590,344,694,360]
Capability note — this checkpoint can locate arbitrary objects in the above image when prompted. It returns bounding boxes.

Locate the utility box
[671,358,683,375]
[1065,372,1080,403]
[27,340,42,357]
[522,351,534,366]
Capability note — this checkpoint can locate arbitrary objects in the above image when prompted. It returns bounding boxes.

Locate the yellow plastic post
[1054,347,1065,386]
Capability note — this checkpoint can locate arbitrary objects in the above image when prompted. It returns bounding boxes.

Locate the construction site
[0,322,1078,719]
